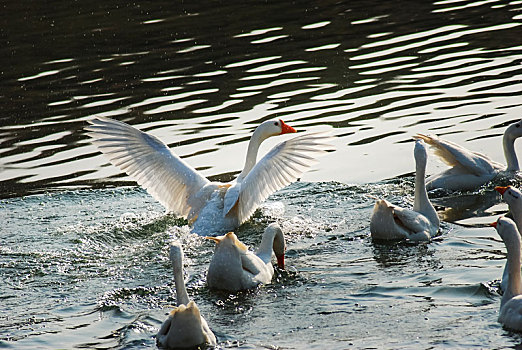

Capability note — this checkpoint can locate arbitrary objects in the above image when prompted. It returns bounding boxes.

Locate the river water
[2,0,522,348]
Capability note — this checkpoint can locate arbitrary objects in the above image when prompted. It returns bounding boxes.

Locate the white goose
[370,139,439,241]
[156,243,217,348]
[86,117,332,235]
[495,186,522,292]
[206,223,285,292]
[492,217,522,332]
[415,118,522,191]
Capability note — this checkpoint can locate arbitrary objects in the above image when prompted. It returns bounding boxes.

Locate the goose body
[206,223,285,292]
[492,217,522,332]
[370,139,439,241]
[86,117,332,235]
[157,243,217,349]
[495,186,522,292]
[415,119,522,191]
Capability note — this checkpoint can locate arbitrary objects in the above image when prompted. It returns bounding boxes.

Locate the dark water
[2,0,522,348]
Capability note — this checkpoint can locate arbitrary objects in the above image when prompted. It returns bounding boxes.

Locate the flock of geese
[86,117,522,348]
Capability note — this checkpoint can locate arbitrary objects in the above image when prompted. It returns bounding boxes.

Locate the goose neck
[504,133,520,172]
[173,267,190,306]
[257,230,276,263]
[506,234,522,297]
[257,226,284,264]
[413,159,439,227]
[237,128,267,181]
[413,160,429,211]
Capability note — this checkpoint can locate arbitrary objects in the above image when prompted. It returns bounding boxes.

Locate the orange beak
[280,120,296,134]
[490,221,498,228]
[276,254,285,269]
[495,186,510,195]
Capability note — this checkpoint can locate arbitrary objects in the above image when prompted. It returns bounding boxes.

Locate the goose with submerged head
[495,185,522,292]
[206,223,285,292]
[370,139,439,242]
[491,217,522,332]
[86,117,332,235]
[156,243,217,349]
[415,118,522,191]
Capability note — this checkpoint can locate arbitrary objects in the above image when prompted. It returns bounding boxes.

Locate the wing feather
[85,117,209,216]
[414,133,499,176]
[391,206,430,234]
[236,132,333,223]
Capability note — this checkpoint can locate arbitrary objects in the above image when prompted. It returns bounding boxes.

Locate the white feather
[86,117,333,234]
[85,117,209,216]
[415,133,501,176]
[236,132,333,224]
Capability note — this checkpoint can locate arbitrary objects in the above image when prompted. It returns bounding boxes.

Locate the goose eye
[274,122,279,126]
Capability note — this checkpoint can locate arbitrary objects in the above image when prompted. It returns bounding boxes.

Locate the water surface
[2,0,522,348]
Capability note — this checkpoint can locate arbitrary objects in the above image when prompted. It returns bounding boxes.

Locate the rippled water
[2,0,522,348]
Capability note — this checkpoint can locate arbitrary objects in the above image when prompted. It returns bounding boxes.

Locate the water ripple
[2,4,522,347]
[4,1,520,195]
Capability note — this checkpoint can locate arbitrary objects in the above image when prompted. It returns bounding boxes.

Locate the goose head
[495,186,522,231]
[255,119,297,139]
[238,119,297,181]
[491,216,519,241]
[505,119,522,141]
[156,300,208,349]
[495,186,522,207]
[504,119,522,172]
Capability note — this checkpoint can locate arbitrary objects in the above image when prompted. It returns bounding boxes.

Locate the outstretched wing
[235,132,333,224]
[85,117,209,216]
[391,205,431,235]
[414,133,500,176]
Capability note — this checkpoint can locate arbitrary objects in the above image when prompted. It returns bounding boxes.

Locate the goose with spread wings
[85,117,332,234]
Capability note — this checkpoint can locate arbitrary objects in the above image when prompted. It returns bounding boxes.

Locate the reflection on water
[1,0,522,197]
[2,0,522,349]
[434,190,505,226]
